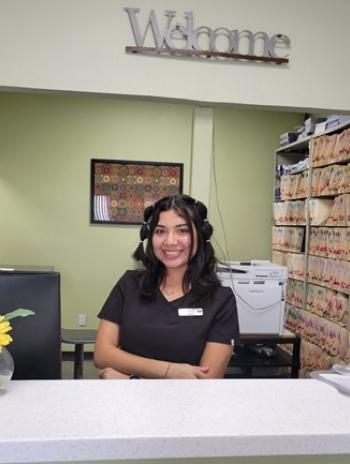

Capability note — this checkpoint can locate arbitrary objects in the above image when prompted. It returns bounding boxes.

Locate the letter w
[124,8,175,48]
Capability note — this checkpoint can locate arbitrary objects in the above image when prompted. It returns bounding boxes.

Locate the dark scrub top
[98,270,239,365]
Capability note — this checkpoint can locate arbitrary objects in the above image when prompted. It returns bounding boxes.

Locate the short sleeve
[97,273,129,324]
[207,287,240,346]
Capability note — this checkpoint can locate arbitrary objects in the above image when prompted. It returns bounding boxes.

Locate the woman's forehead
[157,209,194,227]
[157,209,187,225]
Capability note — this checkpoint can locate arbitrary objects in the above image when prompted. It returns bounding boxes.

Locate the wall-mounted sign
[124,8,290,64]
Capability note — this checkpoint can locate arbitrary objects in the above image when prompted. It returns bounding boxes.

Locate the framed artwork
[90,159,184,225]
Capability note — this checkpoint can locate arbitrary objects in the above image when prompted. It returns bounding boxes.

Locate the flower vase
[0,347,14,391]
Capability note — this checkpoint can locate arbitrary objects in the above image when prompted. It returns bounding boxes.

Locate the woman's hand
[99,367,129,380]
[99,364,209,379]
[166,363,210,379]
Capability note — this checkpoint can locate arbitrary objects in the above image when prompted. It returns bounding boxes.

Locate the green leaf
[4,309,36,320]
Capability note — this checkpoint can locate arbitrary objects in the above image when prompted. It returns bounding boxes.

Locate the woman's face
[152,209,198,272]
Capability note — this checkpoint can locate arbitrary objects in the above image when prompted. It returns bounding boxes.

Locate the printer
[217,260,288,335]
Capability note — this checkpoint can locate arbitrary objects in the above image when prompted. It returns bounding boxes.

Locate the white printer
[217,260,288,335]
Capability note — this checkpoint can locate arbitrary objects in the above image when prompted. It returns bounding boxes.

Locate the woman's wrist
[164,361,172,378]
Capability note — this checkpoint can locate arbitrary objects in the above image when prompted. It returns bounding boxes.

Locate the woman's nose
[164,231,177,244]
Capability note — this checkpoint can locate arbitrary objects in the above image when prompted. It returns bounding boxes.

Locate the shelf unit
[272,121,350,376]
[226,332,301,379]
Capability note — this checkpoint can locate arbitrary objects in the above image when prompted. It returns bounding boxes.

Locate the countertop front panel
[1,378,350,463]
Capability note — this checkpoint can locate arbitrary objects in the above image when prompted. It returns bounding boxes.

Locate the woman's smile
[163,250,183,256]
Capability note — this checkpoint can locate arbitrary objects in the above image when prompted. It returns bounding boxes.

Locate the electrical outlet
[78,313,87,327]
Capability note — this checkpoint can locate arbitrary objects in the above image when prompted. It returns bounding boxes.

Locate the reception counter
[1,378,350,464]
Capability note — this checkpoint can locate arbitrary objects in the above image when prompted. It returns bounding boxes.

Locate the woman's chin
[162,259,188,270]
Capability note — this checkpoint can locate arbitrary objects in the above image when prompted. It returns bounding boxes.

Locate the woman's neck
[164,267,186,288]
[160,267,187,300]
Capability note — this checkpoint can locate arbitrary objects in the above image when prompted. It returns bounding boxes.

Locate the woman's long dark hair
[132,194,220,302]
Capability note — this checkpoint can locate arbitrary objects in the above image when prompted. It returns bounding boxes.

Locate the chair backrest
[0,268,61,379]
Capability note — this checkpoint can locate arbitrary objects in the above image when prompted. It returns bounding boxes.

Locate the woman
[94,194,239,379]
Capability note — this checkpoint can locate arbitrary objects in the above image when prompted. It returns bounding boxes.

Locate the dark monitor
[0,267,61,379]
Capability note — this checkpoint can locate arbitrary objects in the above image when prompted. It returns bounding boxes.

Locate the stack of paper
[311,364,350,395]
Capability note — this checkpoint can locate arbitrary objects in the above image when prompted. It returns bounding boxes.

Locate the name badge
[178,308,203,317]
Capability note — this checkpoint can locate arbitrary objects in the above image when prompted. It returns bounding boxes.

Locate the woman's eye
[154,229,165,235]
[178,228,189,235]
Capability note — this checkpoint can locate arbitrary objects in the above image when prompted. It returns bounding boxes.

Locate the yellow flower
[0,315,13,353]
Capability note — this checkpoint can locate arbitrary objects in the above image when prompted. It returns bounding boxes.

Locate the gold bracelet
[164,362,172,378]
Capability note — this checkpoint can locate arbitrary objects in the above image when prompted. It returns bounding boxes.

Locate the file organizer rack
[272,121,350,376]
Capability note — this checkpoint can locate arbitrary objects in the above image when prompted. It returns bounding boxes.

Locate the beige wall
[0,92,302,333]
[0,0,350,112]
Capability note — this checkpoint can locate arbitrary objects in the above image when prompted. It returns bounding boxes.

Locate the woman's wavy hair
[132,194,220,302]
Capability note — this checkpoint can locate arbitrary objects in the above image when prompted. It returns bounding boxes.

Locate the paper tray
[310,371,350,396]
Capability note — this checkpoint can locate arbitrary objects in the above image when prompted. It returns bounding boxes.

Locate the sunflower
[0,315,13,353]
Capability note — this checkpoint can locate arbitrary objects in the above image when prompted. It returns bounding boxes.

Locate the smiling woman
[93,194,240,380]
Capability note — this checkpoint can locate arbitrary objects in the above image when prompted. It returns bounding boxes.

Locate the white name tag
[178,308,203,317]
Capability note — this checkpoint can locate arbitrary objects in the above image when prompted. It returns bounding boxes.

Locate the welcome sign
[124,7,290,64]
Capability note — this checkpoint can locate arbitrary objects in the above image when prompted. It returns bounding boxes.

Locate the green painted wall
[0,92,303,334]
[0,93,193,331]
[209,107,303,261]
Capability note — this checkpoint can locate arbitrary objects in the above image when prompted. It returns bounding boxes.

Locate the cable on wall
[210,109,232,264]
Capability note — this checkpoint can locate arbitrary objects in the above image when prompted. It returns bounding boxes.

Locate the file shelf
[272,121,350,376]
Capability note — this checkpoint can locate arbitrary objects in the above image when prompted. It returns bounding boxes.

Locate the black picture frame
[90,159,184,225]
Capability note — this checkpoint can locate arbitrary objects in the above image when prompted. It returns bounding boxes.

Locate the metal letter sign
[124,8,290,64]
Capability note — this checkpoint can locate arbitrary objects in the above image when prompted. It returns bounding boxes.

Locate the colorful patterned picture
[90,159,183,224]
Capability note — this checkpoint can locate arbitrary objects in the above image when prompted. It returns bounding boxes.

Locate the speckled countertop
[1,378,350,463]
